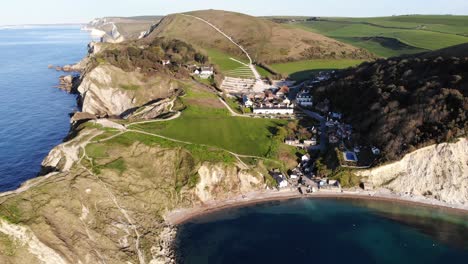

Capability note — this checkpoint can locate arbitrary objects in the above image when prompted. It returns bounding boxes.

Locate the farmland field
[286,15,468,57]
[270,59,364,81]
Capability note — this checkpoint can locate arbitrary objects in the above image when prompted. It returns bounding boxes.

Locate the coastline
[166,188,468,225]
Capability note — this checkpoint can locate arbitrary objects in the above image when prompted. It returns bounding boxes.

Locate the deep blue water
[0,26,92,191]
[178,198,468,264]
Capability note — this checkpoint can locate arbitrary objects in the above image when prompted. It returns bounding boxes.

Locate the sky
[1,0,468,25]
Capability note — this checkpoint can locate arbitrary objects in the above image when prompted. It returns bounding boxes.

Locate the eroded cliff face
[0,125,266,263]
[359,138,468,205]
[196,163,264,202]
[77,65,178,117]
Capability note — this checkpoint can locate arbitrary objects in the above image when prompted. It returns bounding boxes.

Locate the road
[181,14,262,81]
[298,106,327,152]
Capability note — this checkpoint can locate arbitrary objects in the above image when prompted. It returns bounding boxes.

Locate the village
[184,61,381,194]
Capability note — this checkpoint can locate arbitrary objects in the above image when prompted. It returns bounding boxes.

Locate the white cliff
[359,138,468,205]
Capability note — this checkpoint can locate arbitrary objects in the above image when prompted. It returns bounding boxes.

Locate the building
[303,137,317,147]
[195,66,214,79]
[285,139,300,146]
[253,104,294,115]
[242,95,253,107]
[372,147,381,155]
[161,60,171,66]
[296,92,313,107]
[279,180,288,188]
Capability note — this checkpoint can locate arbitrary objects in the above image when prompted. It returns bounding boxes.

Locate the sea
[0,25,93,191]
[178,198,468,263]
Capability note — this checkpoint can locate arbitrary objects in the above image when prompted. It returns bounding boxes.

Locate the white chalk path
[181,14,262,81]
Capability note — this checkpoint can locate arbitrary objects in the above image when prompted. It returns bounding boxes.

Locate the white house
[301,154,310,162]
[161,60,171,66]
[199,66,214,79]
[279,180,288,188]
[303,138,317,147]
[372,147,381,155]
[253,104,294,115]
[242,95,253,107]
[296,92,313,107]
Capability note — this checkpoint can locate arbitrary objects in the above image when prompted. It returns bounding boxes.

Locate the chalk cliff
[359,138,468,205]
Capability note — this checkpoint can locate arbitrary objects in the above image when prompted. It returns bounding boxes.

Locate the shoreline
[166,189,468,225]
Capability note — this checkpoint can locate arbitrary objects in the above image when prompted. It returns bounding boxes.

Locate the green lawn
[290,15,468,57]
[129,88,287,157]
[270,59,364,81]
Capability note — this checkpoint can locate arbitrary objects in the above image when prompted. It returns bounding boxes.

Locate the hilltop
[147,10,374,64]
[313,43,468,162]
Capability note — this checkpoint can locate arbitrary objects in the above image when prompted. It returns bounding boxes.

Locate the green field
[289,15,468,57]
[129,87,286,157]
[270,59,364,81]
[206,49,254,78]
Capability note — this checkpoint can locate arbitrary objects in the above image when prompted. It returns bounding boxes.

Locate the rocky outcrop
[77,65,177,117]
[41,128,102,173]
[123,98,175,120]
[358,138,468,205]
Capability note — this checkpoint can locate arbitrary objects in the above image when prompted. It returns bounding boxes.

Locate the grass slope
[149,10,373,64]
[129,86,287,157]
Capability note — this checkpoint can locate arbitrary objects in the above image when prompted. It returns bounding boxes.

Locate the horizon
[1,0,468,25]
[2,12,468,27]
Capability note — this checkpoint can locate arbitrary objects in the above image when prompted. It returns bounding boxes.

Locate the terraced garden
[206,48,254,78]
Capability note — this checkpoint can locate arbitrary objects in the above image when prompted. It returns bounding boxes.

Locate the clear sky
[2,0,468,25]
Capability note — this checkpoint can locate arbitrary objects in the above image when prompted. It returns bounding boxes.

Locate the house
[279,180,288,188]
[303,138,317,147]
[301,154,310,162]
[327,179,338,185]
[372,147,381,155]
[196,66,214,79]
[242,95,253,107]
[330,112,342,120]
[296,92,313,107]
[285,139,300,146]
[290,174,298,179]
[161,60,171,66]
[253,104,294,115]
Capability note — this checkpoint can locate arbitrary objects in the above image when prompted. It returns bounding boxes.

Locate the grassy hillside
[148,10,374,64]
[283,15,468,58]
[313,44,468,161]
[129,85,288,158]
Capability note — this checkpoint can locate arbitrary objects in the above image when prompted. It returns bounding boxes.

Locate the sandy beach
[166,188,468,225]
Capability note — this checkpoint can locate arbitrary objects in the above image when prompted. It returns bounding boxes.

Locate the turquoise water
[178,198,468,263]
[0,26,92,191]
